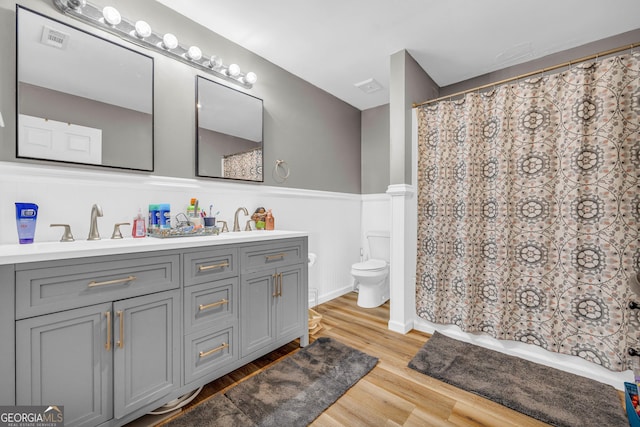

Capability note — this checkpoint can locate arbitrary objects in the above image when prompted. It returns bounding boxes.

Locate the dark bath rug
[164,337,378,427]
[408,331,627,427]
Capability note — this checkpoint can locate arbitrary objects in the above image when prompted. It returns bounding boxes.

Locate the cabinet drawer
[16,254,179,319]
[184,326,237,385]
[184,247,237,287]
[184,278,238,334]
[240,239,304,272]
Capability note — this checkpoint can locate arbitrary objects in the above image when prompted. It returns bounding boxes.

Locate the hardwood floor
[153,292,591,426]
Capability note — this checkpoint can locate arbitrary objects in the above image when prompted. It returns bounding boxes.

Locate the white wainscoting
[361,193,391,259]
[0,161,361,305]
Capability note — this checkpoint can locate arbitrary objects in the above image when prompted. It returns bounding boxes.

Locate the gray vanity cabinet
[183,247,240,384]
[240,265,305,357]
[0,265,15,406]
[16,302,113,427]
[5,234,308,427]
[239,238,308,358]
[16,290,180,427]
[14,252,180,427]
[112,290,180,418]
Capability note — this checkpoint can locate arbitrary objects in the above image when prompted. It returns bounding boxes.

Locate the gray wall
[361,104,390,194]
[389,50,439,186]
[372,31,640,189]
[18,83,153,170]
[0,0,362,193]
[440,28,640,99]
[198,128,259,178]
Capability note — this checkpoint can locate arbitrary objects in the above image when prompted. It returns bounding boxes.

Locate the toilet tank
[367,231,390,262]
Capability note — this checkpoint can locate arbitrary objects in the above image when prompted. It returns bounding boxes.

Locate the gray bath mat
[165,337,378,427]
[409,331,627,427]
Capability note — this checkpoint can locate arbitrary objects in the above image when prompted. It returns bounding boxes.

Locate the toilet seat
[351,259,387,272]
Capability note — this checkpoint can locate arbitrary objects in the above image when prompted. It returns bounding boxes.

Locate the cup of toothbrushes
[203,217,216,227]
[15,202,38,244]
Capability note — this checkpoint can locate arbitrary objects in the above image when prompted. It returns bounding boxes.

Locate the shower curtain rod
[413,42,640,108]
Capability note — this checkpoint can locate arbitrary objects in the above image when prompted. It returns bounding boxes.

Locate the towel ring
[274,159,290,182]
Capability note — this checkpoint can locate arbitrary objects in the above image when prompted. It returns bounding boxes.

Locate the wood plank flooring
[151,292,615,426]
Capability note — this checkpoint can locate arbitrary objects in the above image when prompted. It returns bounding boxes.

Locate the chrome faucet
[88,204,103,240]
[233,207,249,232]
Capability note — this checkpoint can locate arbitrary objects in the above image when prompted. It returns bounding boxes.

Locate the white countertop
[0,230,308,265]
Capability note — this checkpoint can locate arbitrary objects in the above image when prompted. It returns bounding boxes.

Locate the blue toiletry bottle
[149,204,159,229]
[159,204,171,229]
[15,202,38,244]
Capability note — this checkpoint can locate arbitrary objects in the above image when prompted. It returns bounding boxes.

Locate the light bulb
[187,46,202,61]
[227,63,241,77]
[207,55,223,69]
[102,6,121,26]
[244,72,258,85]
[66,0,86,10]
[134,20,152,38]
[162,33,178,50]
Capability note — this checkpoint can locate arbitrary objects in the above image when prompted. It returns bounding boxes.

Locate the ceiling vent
[40,25,70,50]
[354,78,383,94]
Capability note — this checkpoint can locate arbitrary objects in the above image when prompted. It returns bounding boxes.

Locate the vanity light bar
[52,0,258,88]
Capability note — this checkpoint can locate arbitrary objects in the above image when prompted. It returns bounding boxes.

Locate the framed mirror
[196,76,263,182]
[17,7,154,171]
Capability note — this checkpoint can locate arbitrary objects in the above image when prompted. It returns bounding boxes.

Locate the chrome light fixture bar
[52,0,258,88]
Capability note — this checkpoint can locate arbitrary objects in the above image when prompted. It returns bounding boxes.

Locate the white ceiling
[155,0,640,111]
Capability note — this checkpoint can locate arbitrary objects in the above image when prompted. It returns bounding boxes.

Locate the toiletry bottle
[132,208,146,238]
[149,204,159,229]
[159,203,171,229]
[265,209,275,230]
[15,202,38,244]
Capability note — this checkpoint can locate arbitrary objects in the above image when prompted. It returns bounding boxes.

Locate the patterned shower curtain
[223,148,262,181]
[415,53,640,371]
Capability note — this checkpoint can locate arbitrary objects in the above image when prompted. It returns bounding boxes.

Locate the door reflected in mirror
[196,76,263,182]
[17,7,154,171]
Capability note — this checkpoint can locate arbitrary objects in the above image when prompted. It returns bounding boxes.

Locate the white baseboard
[388,319,414,334]
[312,284,353,307]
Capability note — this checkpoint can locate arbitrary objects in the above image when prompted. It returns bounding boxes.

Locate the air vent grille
[354,78,383,94]
[40,25,69,49]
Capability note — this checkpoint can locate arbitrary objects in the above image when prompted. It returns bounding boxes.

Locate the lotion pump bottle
[265,209,275,230]
[132,208,146,238]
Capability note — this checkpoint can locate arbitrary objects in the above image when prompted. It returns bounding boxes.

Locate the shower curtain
[415,53,640,371]
[223,148,262,180]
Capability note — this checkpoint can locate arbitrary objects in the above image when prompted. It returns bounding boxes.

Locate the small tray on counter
[147,226,220,239]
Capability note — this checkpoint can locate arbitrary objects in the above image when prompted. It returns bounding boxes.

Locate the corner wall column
[387,183,416,333]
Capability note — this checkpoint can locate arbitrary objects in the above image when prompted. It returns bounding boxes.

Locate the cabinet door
[113,290,180,419]
[276,265,305,341]
[0,265,15,405]
[16,302,113,427]
[240,271,276,357]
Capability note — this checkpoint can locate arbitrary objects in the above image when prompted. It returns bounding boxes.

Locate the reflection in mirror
[17,7,154,171]
[196,76,263,182]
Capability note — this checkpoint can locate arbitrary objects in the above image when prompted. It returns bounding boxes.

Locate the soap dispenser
[265,209,275,230]
[132,208,147,238]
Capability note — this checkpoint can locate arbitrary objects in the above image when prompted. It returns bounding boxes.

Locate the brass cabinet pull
[117,310,124,349]
[199,298,229,311]
[198,261,230,272]
[272,273,278,297]
[88,275,136,288]
[105,311,111,351]
[272,273,283,297]
[199,342,229,358]
[265,253,286,261]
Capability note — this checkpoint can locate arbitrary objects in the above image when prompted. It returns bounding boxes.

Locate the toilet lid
[352,259,387,271]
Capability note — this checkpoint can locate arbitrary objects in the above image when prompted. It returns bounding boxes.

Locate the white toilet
[351,230,390,308]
